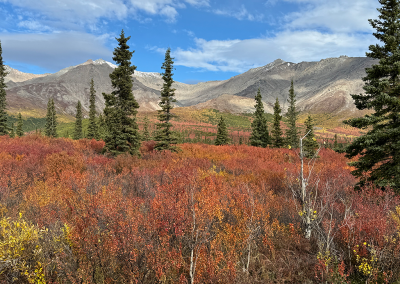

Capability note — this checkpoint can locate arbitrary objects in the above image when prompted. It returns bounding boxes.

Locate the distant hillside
[5,56,375,121]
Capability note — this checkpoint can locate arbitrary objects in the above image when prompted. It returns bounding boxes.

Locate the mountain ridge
[4,56,375,119]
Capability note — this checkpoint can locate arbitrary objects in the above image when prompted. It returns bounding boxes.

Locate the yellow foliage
[391,206,400,233]
[0,214,46,283]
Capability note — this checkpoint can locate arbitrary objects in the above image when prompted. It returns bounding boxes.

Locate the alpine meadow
[1,0,400,283]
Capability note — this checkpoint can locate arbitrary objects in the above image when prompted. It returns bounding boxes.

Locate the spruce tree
[9,124,14,138]
[16,113,23,137]
[87,78,98,139]
[142,115,151,141]
[0,41,8,136]
[345,0,400,191]
[271,98,285,148]
[154,48,178,152]
[303,115,319,158]
[97,114,108,141]
[102,30,140,155]
[215,116,229,146]
[249,89,270,147]
[73,101,83,140]
[45,98,57,137]
[334,134,338,149]
[286,80,299,148]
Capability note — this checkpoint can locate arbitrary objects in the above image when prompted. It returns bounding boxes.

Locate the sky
[0,0,380,84]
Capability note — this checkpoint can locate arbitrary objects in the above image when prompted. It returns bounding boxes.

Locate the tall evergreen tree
[249,89,270,147]
[215,116,229,146]
[303,115,319,158]
[154,48,178,152]
[345,0,400,191]
[286,80,299,148]
[142,115,151,141]
[16,113,23,137]
[73,101,83,140]
[102,30,140,155]
[271,98,285,148]
[45,98,57,137]
[0,41,8,136]
[87,78,98,139]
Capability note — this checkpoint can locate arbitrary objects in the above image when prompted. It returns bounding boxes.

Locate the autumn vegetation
[1,1,400,282]
[0,135,399,283]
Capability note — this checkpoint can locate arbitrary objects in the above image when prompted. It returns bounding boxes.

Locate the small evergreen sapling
[45,98,57,138]
[142,115,151,141]
[9,124,15,138]
[87,78,98,140]
[215,116,229,146]
[16,113,23,137]
[303,115,319,158]
[249,89,270,147]
[286,80,299,148]
[271,98,285,148]
[73,101,83,140]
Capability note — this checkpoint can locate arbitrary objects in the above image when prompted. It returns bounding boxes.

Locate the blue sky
[0,0,379,83]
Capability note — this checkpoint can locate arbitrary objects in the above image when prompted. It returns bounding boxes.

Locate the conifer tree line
[248,82,318,155]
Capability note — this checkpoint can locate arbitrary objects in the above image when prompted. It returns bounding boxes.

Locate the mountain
[4,56,375,118]
[5,66,49,83]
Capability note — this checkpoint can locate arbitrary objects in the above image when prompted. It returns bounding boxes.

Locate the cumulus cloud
[1,32,112,71]
[283,0,379,33]
[172,0,379,72]
[129,0,180,22]
[173,31,375,73]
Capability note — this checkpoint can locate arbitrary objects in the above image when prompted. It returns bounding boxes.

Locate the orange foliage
[0,135,399,283]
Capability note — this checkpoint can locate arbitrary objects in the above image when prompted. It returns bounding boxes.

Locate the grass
[14,107,364,143]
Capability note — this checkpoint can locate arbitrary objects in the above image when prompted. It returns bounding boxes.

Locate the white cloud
[184,0,209,6]
[129,0,180,22]
[2,0,209,27]
[283,0,379,33]
[17,20,52,32]
[171,0,379,72]
[3,0,129,27]
[173,31,375,72]
[147,45,168,54]
[214,5,263,21]
[1,32,112,71]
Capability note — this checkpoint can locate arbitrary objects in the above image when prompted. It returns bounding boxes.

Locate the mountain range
[5,56,376,119]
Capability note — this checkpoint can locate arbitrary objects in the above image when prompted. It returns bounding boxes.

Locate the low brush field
[0,134,399,283]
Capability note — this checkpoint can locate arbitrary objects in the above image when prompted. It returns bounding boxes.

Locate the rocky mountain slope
[5,56,376,117]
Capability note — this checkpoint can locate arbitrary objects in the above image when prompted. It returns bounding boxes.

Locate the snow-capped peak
[93,59,118,69]
[134,71,162,79]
